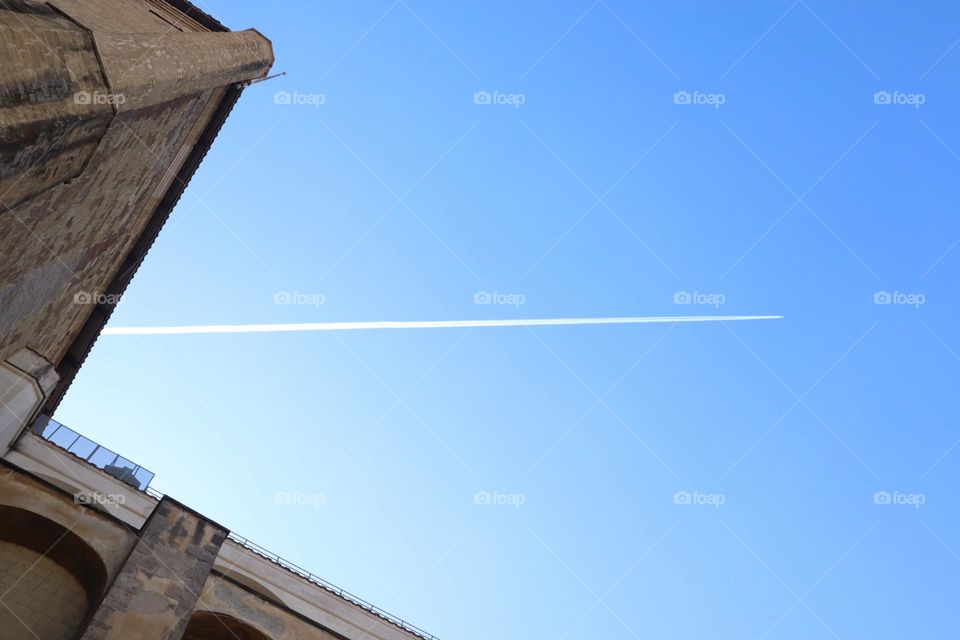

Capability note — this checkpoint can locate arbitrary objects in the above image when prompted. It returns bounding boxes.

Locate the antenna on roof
[247,71,287,85]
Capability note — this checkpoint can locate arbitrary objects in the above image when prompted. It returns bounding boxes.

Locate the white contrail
[102,315,782,336]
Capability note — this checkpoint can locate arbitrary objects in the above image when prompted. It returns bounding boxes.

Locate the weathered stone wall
[51,0,206,33]
[80,498,228,640]
[0,540,89,640]
[0,0,273,370]
[0,89,216,362]
[0,2,113,208]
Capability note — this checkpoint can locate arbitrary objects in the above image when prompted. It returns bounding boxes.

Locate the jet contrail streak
[102,315,782,336]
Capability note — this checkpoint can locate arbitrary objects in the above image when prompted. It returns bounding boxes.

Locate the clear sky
[56,2,960,638]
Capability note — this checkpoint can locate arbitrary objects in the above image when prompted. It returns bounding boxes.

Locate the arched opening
[0,505,108,640]
[183,611,272,640]
[217,568,284,605]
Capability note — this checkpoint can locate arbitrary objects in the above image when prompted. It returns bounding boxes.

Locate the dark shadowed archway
[0,504,109,640]
[183,611,272,640]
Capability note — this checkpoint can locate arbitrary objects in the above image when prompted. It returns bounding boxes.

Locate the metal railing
[32,415,155,491]
[226,532,441,640]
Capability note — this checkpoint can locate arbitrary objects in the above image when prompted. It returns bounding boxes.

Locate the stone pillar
[0,348,58,456]
[80,497,228,640]
[96,30,274,112]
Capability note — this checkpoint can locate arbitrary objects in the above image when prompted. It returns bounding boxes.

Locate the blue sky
[55,1,960,638]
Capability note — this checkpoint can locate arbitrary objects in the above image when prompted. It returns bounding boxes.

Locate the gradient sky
[55,2,960,638]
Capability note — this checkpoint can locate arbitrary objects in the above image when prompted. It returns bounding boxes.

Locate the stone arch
[0,504,109,640]
[217,568,285,605]
[183,611,273,640]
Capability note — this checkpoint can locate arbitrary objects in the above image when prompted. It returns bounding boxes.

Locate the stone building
[0,1,437,639]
